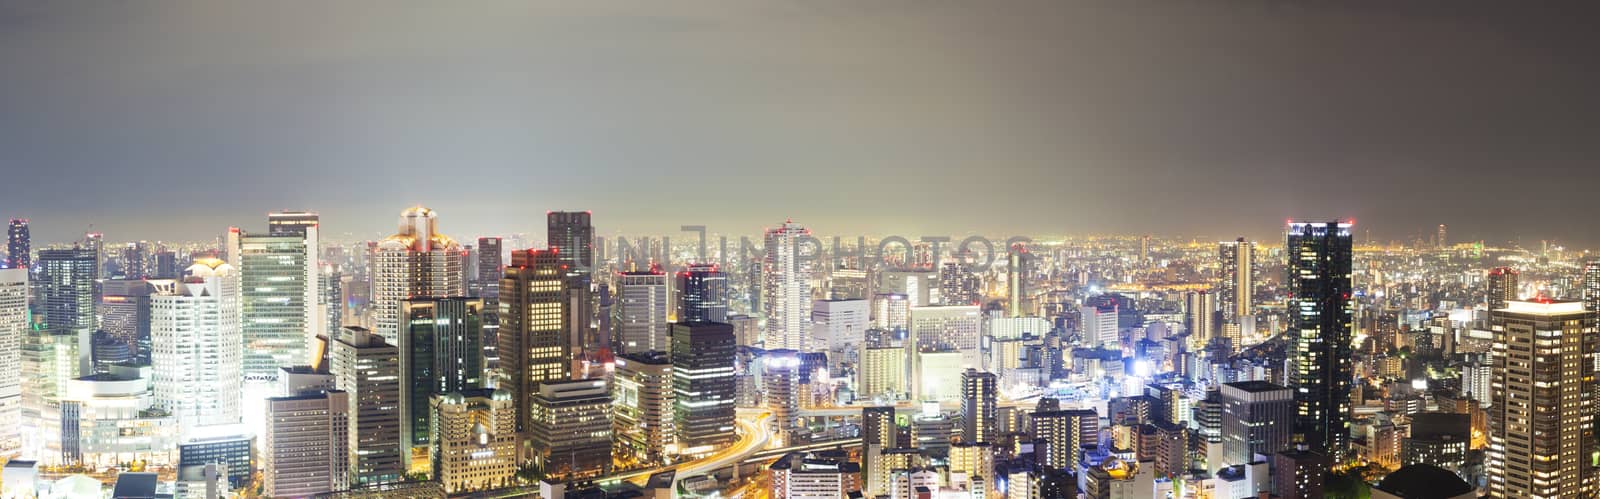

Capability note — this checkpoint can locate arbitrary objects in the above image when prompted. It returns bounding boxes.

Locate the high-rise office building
[672,321,737,453]
[763,220,812,351]
[234,213,321,379]
[613,351,674,464]
[21,326,87,462]
[1487,267,1518,312]
[547,212,594,275]
[614,269,669,355]
[0,269,26,456]
[498,248,571,460]
[329,326,403,486]
[473,237,503,299]
[82,232,104,281]
[1219,381,1293,467]
[1217,238,1255,323]
[763,351,801,431]
[812,299,869,352]
[371,206,465,345]
[152,258,243,430]
[529,379,612,481]
[1184,290,1216,344]
[38,247,97,331]
[1285,220,1354,467]
[263,389,349,497]
[1006,246,1027,317]
[6,219,28,270]
[1582,261,1600,312]
[99,279,165,359]
[1437,224,1448,248]
[398,297,485,459]
[474,238,503,370]
[961,369,997,444]
[1487,299,1597,498]
[120,241,149,279]
[431,388,517,494]
[676,263,727,323]
[153,250,179,279]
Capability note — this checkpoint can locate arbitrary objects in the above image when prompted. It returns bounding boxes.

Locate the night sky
[1,2,1596,246]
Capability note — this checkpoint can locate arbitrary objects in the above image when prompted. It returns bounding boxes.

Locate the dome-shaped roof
[1376,464,1473,498]
[491,389,513,402]
[441,392,466,405]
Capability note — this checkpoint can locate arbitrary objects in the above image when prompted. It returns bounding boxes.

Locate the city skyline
[2,2,1597,498]
[3,2,1599,245]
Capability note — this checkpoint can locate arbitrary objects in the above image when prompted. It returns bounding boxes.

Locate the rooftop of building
[1222,380,1290,393]
[1374,464,1473,498]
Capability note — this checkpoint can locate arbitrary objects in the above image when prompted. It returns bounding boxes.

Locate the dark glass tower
[6,219,28,270]
[547,211,593,274]
[1285,220,1354,468]
[398,297,485,450]
[38,247,97,330]
[676,263,727,323]
[671,321,736,452]
[474,237,503,299]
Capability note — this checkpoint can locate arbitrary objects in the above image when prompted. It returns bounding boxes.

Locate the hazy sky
[1,1,1596,246]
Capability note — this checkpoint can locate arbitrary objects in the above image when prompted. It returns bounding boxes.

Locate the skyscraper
[398,297,485,458]
[1487,267,1519,312]
[371,206,465,345]
[1219,381,1293,467]
[960,369,997,444]
[38,247,96,331]
[473,237,503,299]
[614,268,669,355]
[82,232,104,281]
[234,213,321,379]
[263,389,350,497]
[498,249,571,459]
[672,321,737,454]
[0,269,26,456]
[152,258,243,430]
[120,241,149,279]
[812,299,869,352]
[763,220,812,351]
[613,351,674,464]
[1437,224,1448,248]
[1006,246,1027,318]
[98,279,163,361]
[529,379,612,481]
[6,219,28,270]
[676,263,727,323]
[329,326,402,486]
[1184,290,1216,344]
[546,212,594,275]
[1285,220,1354,467]
[1582,261,1599,311]
[1488,299,1597,498]
[1217,238,1255,323]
